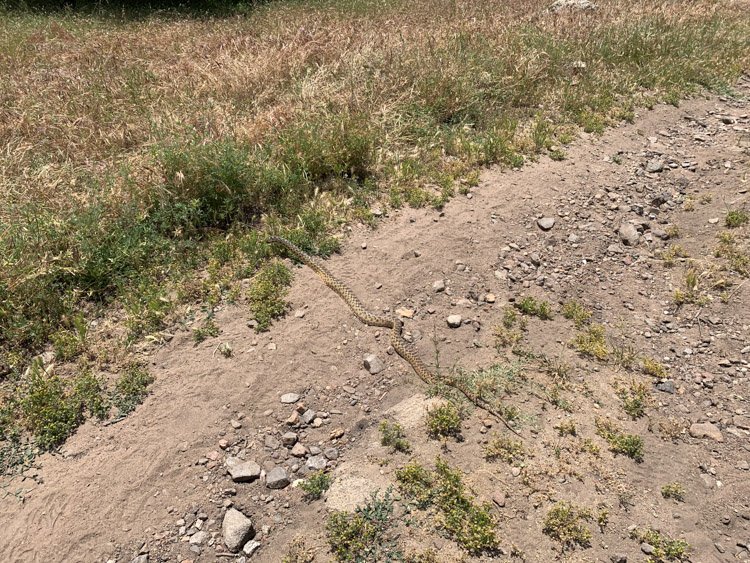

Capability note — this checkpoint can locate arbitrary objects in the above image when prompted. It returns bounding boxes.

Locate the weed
[218,342,233,358]
[111,364,154,417]
[493,325,524,348]
[73,370,109,421]
[542,502,592,550]
[379,421,411,454]
[610,341,638,370]
[426,403,461,440]
[643,358,669,379]
[484,435,525,465]
[326,489,402,562]
[630,528,690,562]
[660,245,689,267]
[596,509,609,531]
[665,225,681,239]
[248,261,293,332]
[282,536,315,563]
[299,470,331,501]
[617,380,650,419]
[193,318,220,343]
[51,314,88,362]
[572,324,609,361]
[502,307,518,329]
[555,420,577,437]
[580,439,600,457]
[595,418,644,462]
[715,231,750,277]
[515,296,553,320]
[661,482,685,502]
[725,209,749,228]
[562,301,592,328]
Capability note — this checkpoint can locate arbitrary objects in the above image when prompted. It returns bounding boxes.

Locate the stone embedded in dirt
[286,411,300,426]
[492,492,506,507]
[689,422,724,442]
[550,0,596,11]
[189,530,209,545]
[307,455,327,471]
[330,428,345,440]
[281,432,298,447]
[264,435,281,450]
[222,508,255,553]
[226,457,261,483]
[243,540,261,556]
[645,159,665,173]
[432,279,446,292]
[733,416,750,430]
[396,308,415,318]
[294,309,305,318]
[609,555,627,563]
[130,556,148,563]
[280,393,300,404]
[618,223,640,246]
[300,409,316,425]
[290,443,307,457]
[641,543,655,555]
[656,381,676,394]
[266,467,290,489]
[363,354,385,374]
[537,217,556,231]
[446,314,462,328]
[324,447,339,460]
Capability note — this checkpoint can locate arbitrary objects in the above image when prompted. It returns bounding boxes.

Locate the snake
[268,235,522,436]
[268,236,435,384]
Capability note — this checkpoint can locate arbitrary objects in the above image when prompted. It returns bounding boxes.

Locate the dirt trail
[2,83,749,563]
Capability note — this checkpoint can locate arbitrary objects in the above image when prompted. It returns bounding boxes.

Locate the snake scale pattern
[268,236,436,385]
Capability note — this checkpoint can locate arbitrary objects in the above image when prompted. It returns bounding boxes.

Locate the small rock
[266,467,290,489]
[189,531,209,545]
[281,432,298,447]
[306,455,327,471]
[484,293,496,303]
[447,315,462,328]
[131,557,149,563]
[432,280,446,292]
[656,381,676,394]
[280,393,300,404]
[689,422,724,442]
[645,159,665,173]
[396,308,414,318]
[363,354,385,374]
[243,540,261,557]
[330,428,345,440]
[708,217,719,224]
[610,555,627,563]
[492,492,506,507]
[641,543,655,555]
[324,448,339,460]
[222,508,255,553]
[301,410,316,425]
[226,458,261,483]
[537,217,556,231]
[290,443,307,457]
[715,542,726,553]
[618,223,640,246]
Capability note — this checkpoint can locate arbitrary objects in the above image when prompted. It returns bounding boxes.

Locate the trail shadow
[0,0,272,19]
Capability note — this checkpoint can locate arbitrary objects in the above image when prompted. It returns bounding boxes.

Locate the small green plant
[610,341,638,370]
[715,231,750,277]
[51,314,89,361]
[326,489,402,562]
[665,225,681,239]
[73,370,109,421]
[617,380,650,419]
[282,536,315,563]
[661,482,685,502]
[193,318,220,343]
[595,418,644,462]
[725,209,749,228]
[542,501,592,550]
[248,261,293,331]
[218,342,233,357]
[514,296,553,320]
[562,301,592,328]
[483,435,525,465]
[596,509,609,531]
[660,245,688,267]
[643,358,669,379]
[502,307,518,329]
[111,364,154,417]
[572,324,608,361]
[493,325,524,348]
[555,420,577,437]
[580,439,600,457]
[426,402,461,440]
[299,470,332,501]
[379,420,411,453]
[630,528,690,562]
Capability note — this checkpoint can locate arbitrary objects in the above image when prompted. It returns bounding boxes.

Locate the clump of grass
[111,364,154,417]
[630,528,690,562]
[595,418,644,462]
[248,260,293,331]
[514,297,553,320]
[299,470,332,501]
[660,245,689,267]
[282,536,316,563]
[555,420,577,437]
[661,482,685,502]
[396,458,499,555]
[542,502,593,550]
[326,489,402,562]
[725,209,749,228]
[73,370,109,421]
[673,268,708,306]
[643,358,669,379]
[484,435,525,465]
[617,380,650,419]
[51,314,89,362]
[379,420,411,453]
[580,439,600,457]
[562,301,592,328]
[715,231,750,277]
[193,318,220,343]
[426,403,461,440]
[572,324,609,361]
[494,308,527,348]
[665,225,681,239]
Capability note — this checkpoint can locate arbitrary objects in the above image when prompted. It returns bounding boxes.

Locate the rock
[131,557,148,563]
[363,354,385,375]
[447,315,462,328]
[396,308,414,318]
[432,280,446,292]
[281,432,298,447]
[492,492,506,507]
[266,467,290,489]
[618,223,640,246]
[689,422,724,442]
[550,0,596,11]
[222,508,255,553]
[280,393,300,404]
[324,447,339,460]
[301,410,316,425]
[610,555,627,563]
[226,458,261,483]
[189,530,209,545]
[243,540,261,557]
[306,455,328,471]
[484,293,496,303]
[645,159,665,173]
[656,381,676,394]
[537,217,556,231]
[290,443,307,457]
[641,543,655,555]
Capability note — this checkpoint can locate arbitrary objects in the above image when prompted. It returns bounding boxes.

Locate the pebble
[447,315,462,328]
[243,540,261,557]
[689,422,724,442]
[280,393,300,404]
[641,543,655,555]
[537,217,556,231]
[301,410,316,425]
[130,557,148,563]
[188,531,209,545]
[281,432,298,447]
[306,455,328,471]
[618,222,640,246]
[226,458,261,483]
[645,159,665,173]
[396,308,415,318]
[266,467,290,489]
[432,279,446,292]
[656,381,676,394]
[290,443,307,457]
[363,354,385,374]
[222,508,255,553]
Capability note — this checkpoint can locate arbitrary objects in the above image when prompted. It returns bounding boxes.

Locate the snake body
[268,236,435,384]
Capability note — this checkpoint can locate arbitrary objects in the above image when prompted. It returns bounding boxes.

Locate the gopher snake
[268,235,521,436]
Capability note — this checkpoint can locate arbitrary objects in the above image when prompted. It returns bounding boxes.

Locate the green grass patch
[299,470,332,501]
[630,528,690,562]
[542,501,593,550]
[111,364,154,417]
[426,403,461,440]
[725,209,749,228]
[483,435,525,465]
[379,420,411,454]
[562,301,592,328]
[514,296,553,320]
[572,324,609,361]
[248,261,293,332]
[595,418,644,462]
[617,380,650,420]
[661,482,685,502]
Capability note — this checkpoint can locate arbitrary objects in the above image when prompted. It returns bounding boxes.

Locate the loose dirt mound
[2,85,749,563]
